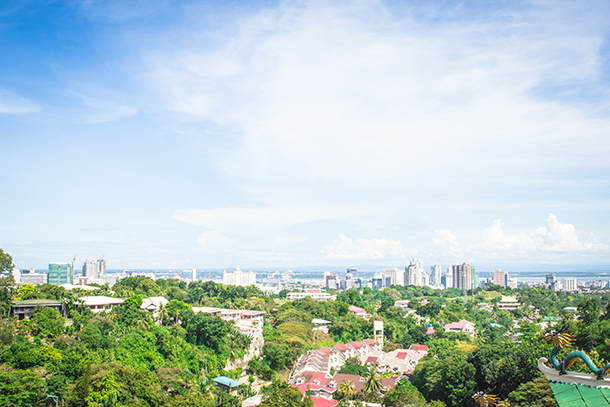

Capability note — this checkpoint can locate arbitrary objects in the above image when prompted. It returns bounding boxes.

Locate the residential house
[10,299,65,320]
[444,319,476,335]
[348,305,369,318]
[80,296,125,313]
[312,318,331,334]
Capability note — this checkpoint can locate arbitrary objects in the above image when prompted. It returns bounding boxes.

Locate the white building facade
[563,278,578,292]
[223,267,256,287]
[406,258,424,286]
[384,268,405,286]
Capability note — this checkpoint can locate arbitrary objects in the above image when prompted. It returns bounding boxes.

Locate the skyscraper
[452,263,474,290]
[83,259,98,280]
[97,258,106,278]
[406,258,424,286]
[430,265,442,285]
[384,267,405,286]
[493,270,508,287]
[192,268,197,282]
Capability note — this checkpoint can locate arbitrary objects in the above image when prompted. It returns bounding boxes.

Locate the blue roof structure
[213,376,242,388]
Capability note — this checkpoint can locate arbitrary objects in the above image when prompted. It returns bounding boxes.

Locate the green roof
[12,299,62,306]
[549,382,610,406]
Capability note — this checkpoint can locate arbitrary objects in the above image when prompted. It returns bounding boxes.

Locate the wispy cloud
[324,234,405,260]
[152,1,610,265]
[67,90,138,123]
[0,88,40,114]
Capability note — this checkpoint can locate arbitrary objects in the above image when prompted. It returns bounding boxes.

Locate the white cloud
[433,229,458,246]
[196,231,237,251]
[324,234,405,259]
[0,89,40,114]
[139,2,610,266]
[69,91,138,123]
[475,219,537,253]
[172,204,360,231]
[535,213,604,253]
[432,214,608,263]
[143,1,610,194]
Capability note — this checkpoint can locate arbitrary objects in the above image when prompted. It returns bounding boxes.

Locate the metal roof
[212,376,242,387]
[549,382,610,406]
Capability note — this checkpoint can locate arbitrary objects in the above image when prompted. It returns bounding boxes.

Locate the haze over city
[2,0,610,270]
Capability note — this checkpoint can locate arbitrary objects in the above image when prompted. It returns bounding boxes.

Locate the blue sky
[1,0,610,271]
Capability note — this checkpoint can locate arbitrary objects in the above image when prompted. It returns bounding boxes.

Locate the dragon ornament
[472,390,500,407]
[544,330,610,379]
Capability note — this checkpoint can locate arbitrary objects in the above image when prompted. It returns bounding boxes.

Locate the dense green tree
[578,297,600,326]
[31,307,65,338]
[0,275,15,316]
[114,294,152,329]
[0,366,46,407]
[183,311,232,350]
[382,379,427,407]
[0,249,14,273]
[502,376,558,407]
[259,385,313,407]
[338,357,368,376]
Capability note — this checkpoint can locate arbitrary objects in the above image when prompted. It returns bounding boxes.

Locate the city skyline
[2,1,610,269]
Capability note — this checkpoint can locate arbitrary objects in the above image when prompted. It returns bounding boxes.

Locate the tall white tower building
[563,278,578,292]
[430,265,442,285]
[192,268,197,282]
[83,259,98,280]
[384,268,405,286]
[406,258,424,286]
[97,258,106,277]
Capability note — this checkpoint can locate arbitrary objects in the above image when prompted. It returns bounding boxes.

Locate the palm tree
[362,366,382,394]
[339,380,356,399]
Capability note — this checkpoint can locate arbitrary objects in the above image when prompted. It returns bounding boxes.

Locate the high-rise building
[48,262,73,285]
[372,272,392,289]
[97,258,106,277]
[422,271,430,286]
[384,267,405,286]
[430,265,442,285]
[406,258,424,286]
[347,268,358,278]
[563,278,578,292]
[546,274,559,291]
[83,259,98,280]
[223,267,256,287]
[192,268,197,282]
[326,273,339,290]
[452,263,474,290]
[441,272,453,289]
[493,270,508,287]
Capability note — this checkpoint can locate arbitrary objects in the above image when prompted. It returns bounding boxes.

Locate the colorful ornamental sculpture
[539,330,610,407]
[543,330,610,379]
[472,390,500,406]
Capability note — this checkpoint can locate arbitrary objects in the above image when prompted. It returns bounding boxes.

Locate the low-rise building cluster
[289,340,429,406]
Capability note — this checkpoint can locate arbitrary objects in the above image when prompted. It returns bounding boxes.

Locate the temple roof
[539,357,610,406]
[549,382,610,406]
